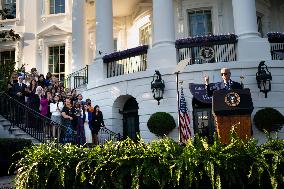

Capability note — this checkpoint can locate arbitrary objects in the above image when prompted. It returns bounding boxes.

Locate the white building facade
[1,0,284,143]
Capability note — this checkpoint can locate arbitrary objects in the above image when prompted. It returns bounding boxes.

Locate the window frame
[48,44,66,81]
[0,0,20,22]
[0,49,15,65]
[187,9,213,37]
[139,22,152,46]
[49,0,65,15]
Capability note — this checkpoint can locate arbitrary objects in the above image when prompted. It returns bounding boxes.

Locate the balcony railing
[103,45,148,78]
[64,65,88,89]
[176,34,238,64]
[267,32,284,60]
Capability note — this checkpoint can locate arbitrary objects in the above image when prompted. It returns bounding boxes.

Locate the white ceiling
[112,0,145,17]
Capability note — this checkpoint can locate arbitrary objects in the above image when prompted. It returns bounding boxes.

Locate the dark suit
[91,111,104,134]
[12,82,27,104]
[206,80,243,97]
[11,82,27,125]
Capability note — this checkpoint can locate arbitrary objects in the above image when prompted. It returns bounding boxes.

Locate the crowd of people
[7,68,104,145]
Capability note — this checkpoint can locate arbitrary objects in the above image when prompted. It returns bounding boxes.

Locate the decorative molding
[37,25,72,38]
[37,38,43,54]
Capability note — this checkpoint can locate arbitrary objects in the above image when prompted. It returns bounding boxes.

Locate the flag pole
[176,72,181,143]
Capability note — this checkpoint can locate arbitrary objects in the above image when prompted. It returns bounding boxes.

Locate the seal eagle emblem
[225,92,241,107]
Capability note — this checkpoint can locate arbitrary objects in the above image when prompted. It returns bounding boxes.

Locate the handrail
[0,93,78,144]
[0,92,122,145]
[98,127,122,145]
[64,65,88,89]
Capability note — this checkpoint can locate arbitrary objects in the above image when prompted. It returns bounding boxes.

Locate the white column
[88,0,113,83]
[95,0,114,58]
[232,0,259,39]
[232,0,271,61]
[148,0,177,69]
[72,0,86,72]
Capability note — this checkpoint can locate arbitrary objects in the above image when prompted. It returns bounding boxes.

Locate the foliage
[14,134,284,189]
[147,112,176,136]
[0,60,16,93]
[0,138,32,176]
[103,45,148,63]
[267,32,284,43]
[175,34,238,49]
[253,108,284,132]
[0,29,21,41]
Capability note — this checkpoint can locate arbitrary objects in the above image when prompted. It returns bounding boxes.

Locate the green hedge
[14,135,284,189]
[254,108,284,132]
[147,112,176,136]
[0,138,32,176]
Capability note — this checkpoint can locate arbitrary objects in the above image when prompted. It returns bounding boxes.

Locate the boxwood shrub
[147,112,176,136]
[0,138,32,176]
[253,107,284,132]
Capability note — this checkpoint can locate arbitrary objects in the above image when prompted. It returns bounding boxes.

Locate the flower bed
[267,32,284,43]
[14,135,284,189]
[103,45,148,63]
[175,34,238,49]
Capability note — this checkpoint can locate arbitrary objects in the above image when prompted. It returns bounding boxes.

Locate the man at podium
[204,68,243,96]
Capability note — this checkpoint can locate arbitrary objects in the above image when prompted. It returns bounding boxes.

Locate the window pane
[54,46,59,55]
[48,65,53,73]
[60,55,65,63]
[3,0,16,19]
[50,0,55,6]
[60,46,65,54]
[188,10,212,36]
[54,62,59,73]
[0,50,15,65]
[60,64,65,72]
[59,74,65,81]
[49,45,65,77]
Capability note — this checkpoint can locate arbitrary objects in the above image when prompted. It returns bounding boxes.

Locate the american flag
[179,87,191,143]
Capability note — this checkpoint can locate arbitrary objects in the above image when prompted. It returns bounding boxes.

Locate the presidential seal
[200,47,215,62]
[225,92,241,107]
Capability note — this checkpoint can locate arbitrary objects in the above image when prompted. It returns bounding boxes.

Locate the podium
[212,89,254,144]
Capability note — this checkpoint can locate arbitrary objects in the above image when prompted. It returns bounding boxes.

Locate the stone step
[1,121,11,126]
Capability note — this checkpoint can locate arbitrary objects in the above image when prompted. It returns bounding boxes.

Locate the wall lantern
[256,61,272,98]
[151,70,165,105]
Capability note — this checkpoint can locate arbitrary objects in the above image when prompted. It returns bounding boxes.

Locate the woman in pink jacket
[40,93,50,138]
[40,94,49,116]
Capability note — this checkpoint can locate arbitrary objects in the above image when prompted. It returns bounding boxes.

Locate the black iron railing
[64,65,88,89]
[103,45,148,78]
[270,43,284,60]
[98,127,121,145]
[0,93,78,144]
[0,92,122,145]
[176,34,238,64]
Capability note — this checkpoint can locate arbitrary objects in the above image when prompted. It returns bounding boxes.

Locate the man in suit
[204,68,243,97]
[12,75,27,104]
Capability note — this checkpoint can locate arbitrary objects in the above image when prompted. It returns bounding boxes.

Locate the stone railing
[103,45,148,78]
[176,34,238,64]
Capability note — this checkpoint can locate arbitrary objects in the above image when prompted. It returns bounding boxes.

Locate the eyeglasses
[221,73,229,76]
